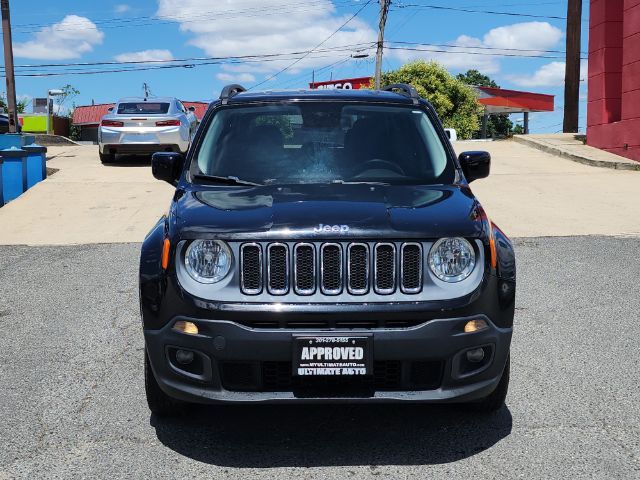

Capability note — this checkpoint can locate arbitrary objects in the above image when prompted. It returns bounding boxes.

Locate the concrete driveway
[0,146,173,245]
[464,140,640,237]
[0,141,638,246]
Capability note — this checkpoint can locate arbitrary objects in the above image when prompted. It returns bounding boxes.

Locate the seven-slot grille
[240,242,424,296]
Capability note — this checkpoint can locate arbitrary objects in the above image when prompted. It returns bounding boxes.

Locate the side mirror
[188,106,196,112]
[107,107,114,112]
[458,151,490,183]
[152,152,184,186]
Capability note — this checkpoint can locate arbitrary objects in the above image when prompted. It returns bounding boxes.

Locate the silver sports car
[98,97,198,163]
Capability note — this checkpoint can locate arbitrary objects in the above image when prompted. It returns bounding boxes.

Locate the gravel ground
[0,237,639,479]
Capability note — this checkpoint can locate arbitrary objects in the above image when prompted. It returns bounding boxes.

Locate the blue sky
[7,0,589,133]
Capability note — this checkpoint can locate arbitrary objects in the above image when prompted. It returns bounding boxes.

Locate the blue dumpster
[0,147,28,204]
[0,133,35,150]
[23,144,48,187]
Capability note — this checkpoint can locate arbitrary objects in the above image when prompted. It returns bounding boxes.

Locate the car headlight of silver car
[428,237,476,282]
[184,240,233,283]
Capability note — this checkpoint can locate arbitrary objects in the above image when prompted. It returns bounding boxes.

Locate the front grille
[294,244,316,295]
[401,243,422,293]
[240,244,262,294]
[221,360,443,393]
[240,241,425,297]
[347,243,369,294]
[321,243,343,295]
[267,244,289,295]
[374,243,396,294]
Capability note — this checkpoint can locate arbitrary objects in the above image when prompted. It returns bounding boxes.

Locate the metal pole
[524,112,530,134]
[563,0,582,133]
[1,0,19,133]
[46,93,50,134]
[481,113,488,139]
[374,0,390,90]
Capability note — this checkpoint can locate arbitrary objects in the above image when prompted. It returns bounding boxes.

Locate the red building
[587,0,640,161]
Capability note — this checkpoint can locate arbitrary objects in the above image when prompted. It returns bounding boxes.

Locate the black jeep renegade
[140,84,515,415]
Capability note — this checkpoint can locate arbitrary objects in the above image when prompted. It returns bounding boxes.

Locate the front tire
[466,355,510,413]
[145,348,183,416]
[99,150,115,164]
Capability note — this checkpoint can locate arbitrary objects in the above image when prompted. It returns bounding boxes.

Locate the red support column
[587,0,623,128]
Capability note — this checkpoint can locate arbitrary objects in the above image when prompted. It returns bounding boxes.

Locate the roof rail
[382,83,420,105]
[219,84,247,104]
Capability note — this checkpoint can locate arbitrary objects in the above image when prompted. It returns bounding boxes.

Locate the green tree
[54,84,80,116]
[376,61,481,139]
[456,69,513,138]
[512,124,524,135]
[0,93,29,114]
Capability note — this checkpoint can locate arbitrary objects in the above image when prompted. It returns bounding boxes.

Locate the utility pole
[143,82,151,99]
[1,0,19,133]
[374,0,390,90]
[563,0,582,133]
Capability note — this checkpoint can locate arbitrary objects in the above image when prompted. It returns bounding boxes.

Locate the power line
[385,46,587,60]
[387,41,587,56]
[0,52,365,78]
[394,2,571,21]
[248,0,374,90]
[3,37,587,74]
[0,42,376,70]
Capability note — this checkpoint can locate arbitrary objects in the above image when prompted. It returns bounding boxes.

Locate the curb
[512,136,640,171]
[33,134,83,147]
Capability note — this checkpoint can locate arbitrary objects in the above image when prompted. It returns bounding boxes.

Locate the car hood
[174,183,485,240]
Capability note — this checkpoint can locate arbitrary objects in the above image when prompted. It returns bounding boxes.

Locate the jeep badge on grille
[313,224,349,234]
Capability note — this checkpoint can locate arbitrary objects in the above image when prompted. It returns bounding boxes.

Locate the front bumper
[144,313,512,404]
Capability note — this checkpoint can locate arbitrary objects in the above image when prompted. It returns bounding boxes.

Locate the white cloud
[156,0,376,81]
[216,72,256,83]
[508,62,566,87]
[391,22,563,76]
[13,15,104,60]
[114,49,174,62]
[482,22,563,54]
[508,60,588,88]
[115,4,131,13]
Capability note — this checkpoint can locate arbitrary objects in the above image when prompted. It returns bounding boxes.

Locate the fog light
[173,320,199,335]
[466,348,485,363]
[175,349,194,365]
[464,319,488,333]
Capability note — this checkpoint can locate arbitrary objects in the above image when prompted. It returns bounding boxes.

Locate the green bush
[377,61,482,139]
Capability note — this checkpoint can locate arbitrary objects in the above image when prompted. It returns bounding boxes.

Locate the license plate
[293,336,372,376]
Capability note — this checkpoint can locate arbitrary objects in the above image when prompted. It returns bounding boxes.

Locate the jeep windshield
[193,102,454,186]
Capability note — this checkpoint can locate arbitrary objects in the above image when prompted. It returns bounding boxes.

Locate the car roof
[224,89,417,105]
[116,97,177,103]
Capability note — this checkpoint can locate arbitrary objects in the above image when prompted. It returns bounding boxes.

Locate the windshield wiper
[192,174,262,186]
[331,179,390,186]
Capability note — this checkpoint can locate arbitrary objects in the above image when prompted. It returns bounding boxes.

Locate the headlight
[184,240,232,283]
[428,237,476,282]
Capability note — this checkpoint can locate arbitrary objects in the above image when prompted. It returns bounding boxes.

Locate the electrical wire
[393,3,567,20]
[247,0,374,90]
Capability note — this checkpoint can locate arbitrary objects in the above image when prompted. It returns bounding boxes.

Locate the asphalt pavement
[1,236,638,479]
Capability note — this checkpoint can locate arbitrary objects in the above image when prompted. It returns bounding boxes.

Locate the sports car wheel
[99,151,115,164]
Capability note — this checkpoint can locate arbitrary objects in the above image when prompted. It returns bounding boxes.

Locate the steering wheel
[355,159,405,176]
